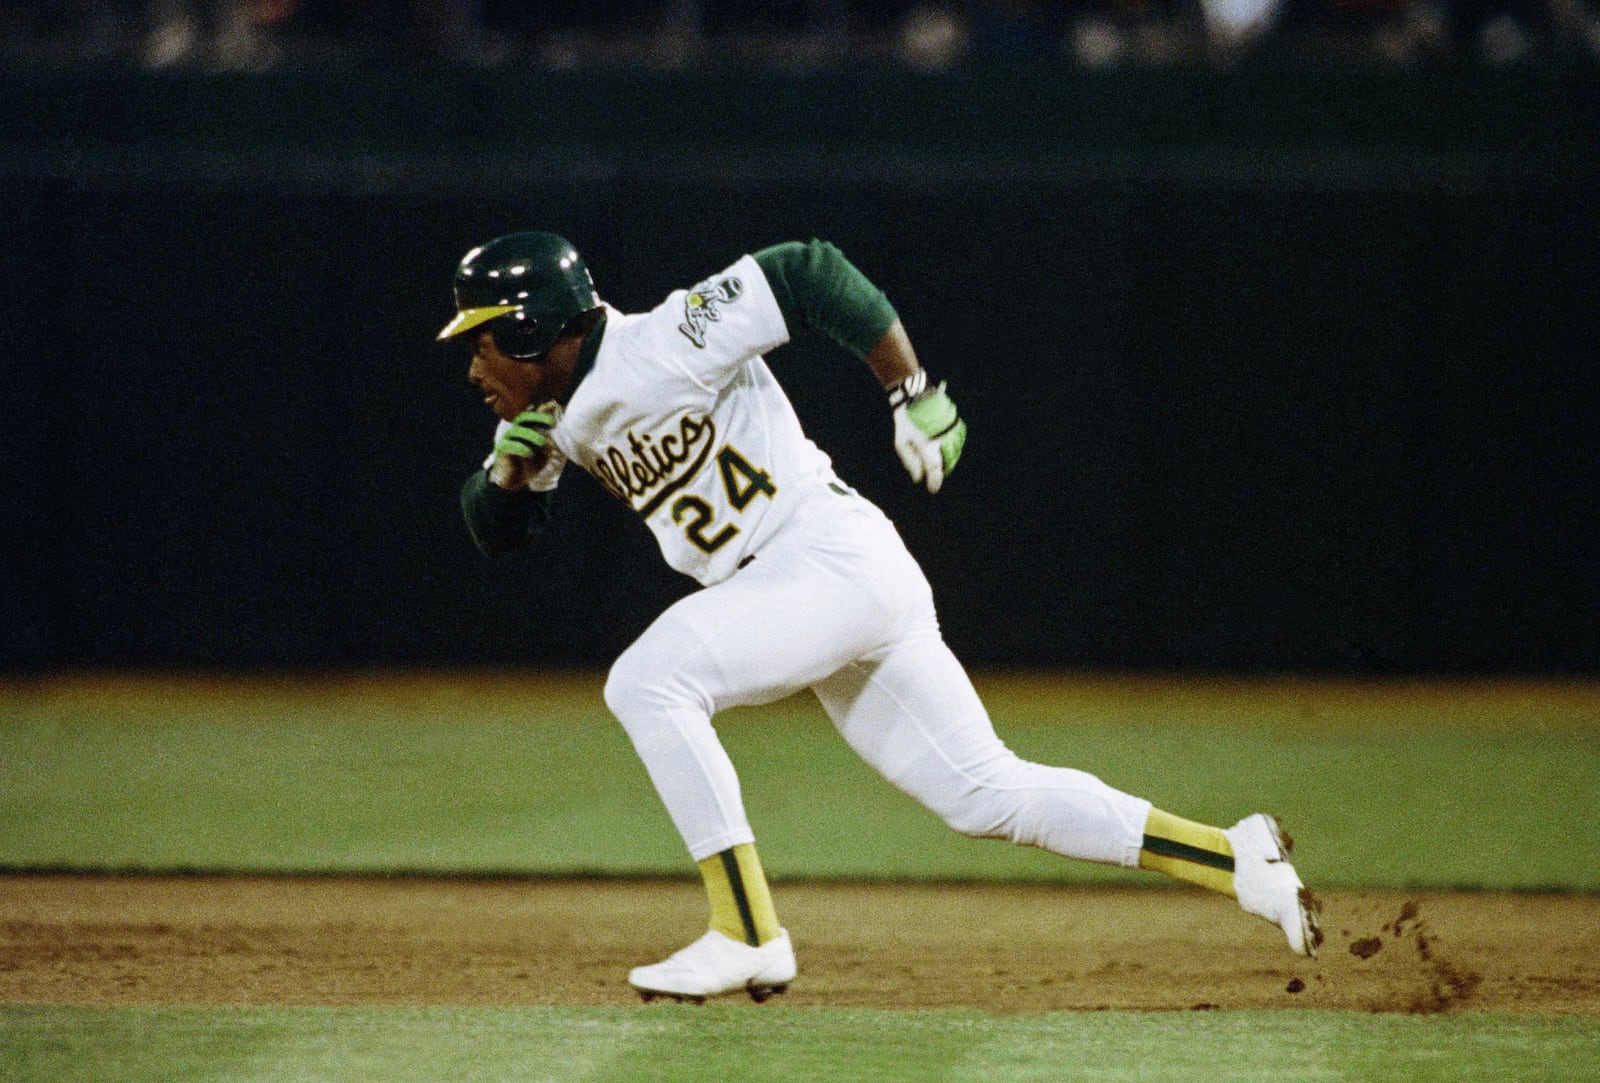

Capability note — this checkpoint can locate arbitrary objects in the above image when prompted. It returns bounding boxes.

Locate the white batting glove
[890,370,967,494]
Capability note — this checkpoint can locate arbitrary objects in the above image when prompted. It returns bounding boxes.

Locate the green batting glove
[890,371,967,494]
[490,402,566,492]
[494,406,559,460]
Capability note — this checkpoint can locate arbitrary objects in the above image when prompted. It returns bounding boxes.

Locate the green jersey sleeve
[460,469,555,558]
[754,239,899,359]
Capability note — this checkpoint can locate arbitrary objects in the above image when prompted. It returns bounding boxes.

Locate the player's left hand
[890,371,966,494]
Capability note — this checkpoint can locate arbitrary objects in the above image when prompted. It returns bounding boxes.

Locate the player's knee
[604,640,702,726]
[929,757,1040,840]
[602,649,651,723]
[939,793,1014,840]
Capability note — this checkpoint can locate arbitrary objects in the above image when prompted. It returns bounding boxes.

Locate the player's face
[467,330,543,420]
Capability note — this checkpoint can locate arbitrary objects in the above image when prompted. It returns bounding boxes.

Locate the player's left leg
[811,627,1321,956]
[1138,807,1322,955]
[812,627,1151,867]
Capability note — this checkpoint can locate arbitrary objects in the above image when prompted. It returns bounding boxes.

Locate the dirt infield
[3,876,1597,1014]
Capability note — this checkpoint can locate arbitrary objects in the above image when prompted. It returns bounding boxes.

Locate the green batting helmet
[436,232,599,360]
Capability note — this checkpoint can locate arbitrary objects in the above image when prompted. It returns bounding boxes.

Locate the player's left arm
[754,239,967,493]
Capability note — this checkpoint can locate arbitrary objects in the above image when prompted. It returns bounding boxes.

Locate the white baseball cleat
[630,929,796,1004]
[1225,813,1323,957]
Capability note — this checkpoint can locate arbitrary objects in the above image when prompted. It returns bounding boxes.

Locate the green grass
[4,1005,1599,1083]
[4,677,1599,1083]
[1,675,1597,888]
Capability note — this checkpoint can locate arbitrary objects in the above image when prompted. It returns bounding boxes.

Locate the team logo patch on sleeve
[678,277,744,348]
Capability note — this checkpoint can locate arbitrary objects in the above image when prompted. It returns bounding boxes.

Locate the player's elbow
[460,472,551,558]
[468,530,527,560]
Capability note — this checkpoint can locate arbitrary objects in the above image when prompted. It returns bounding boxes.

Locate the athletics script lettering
[591,413,717,517]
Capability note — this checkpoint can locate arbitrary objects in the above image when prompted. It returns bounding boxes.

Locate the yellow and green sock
[698,841,781,946]
[1138,808,1236,897]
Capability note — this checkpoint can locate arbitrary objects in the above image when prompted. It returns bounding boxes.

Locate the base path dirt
[3,876,1597,1014]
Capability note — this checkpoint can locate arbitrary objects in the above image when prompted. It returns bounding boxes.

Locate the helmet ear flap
[492,312,545,361]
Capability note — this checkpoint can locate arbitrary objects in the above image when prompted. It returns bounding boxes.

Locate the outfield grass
[2,673,1597,889]
[3,1005,1599,1083]
[4,675,1599,1082]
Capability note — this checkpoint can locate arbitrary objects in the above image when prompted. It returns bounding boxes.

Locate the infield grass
[2,672,1598,889]
[4,1004,1600,1083]
[4,674,1599,1083]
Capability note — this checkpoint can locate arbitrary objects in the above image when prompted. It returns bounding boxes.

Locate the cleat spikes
[1300,887,1326,953]
[637,988,706,1005]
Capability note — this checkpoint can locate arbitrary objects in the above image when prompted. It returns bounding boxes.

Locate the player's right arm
[460,403,566,558]
[460,472,554,557]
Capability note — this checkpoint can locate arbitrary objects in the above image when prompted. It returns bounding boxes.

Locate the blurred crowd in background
[4,0,1598,71]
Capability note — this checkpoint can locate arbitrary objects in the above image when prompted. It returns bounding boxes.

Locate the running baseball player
[440,231,1322,1003]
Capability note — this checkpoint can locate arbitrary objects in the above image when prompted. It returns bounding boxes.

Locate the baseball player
[440,231,1322,1003]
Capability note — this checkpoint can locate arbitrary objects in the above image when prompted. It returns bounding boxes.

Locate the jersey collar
[561,306,608,406]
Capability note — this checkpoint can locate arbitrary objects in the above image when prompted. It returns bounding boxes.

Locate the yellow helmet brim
[436,304,518,341]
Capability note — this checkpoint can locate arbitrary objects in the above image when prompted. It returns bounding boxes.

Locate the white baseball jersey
[548,255,842,586]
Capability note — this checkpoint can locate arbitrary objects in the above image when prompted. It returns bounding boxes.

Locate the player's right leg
[603,514,911,1000]
[604,595,796,1001]
[624,842,795,1004]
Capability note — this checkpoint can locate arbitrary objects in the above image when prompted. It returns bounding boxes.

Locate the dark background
[3,64,1596,675]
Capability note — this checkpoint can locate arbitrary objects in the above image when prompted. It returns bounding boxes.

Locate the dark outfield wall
[3,66,1596,674]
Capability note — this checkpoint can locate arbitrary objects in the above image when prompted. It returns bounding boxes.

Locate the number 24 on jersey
[671,446,776,554]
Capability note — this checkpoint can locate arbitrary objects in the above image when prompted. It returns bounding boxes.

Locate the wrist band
[887,369,929,409]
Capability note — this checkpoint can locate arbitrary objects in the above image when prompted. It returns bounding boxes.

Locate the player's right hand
[491,403,566,491]
[890,371,967,494]
[494,404,558,459]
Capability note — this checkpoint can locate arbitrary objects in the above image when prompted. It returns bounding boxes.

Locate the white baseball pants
[603,488,1152,867]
